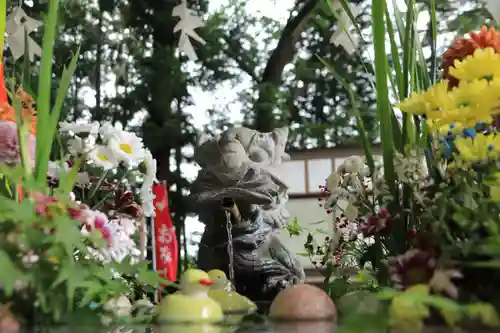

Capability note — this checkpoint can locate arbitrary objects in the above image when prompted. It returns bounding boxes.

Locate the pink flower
[0,120,35,168]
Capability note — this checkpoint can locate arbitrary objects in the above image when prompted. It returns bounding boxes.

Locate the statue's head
[221,126,290,166]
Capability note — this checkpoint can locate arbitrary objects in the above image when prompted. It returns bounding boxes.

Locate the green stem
[91,170,130,210]
[89,169,108,200]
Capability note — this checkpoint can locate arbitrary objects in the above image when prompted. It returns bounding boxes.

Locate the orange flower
[442,26,500,88]
[0,89,37,135]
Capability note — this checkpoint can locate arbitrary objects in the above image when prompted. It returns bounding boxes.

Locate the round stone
[269,284,337,321]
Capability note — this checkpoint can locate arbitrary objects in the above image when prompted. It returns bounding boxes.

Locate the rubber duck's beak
[199,278,213,286]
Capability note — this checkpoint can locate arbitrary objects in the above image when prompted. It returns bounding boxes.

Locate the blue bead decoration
[463,128,476,138]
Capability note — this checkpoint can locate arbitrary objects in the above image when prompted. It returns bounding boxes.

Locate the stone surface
[268,284,337,321]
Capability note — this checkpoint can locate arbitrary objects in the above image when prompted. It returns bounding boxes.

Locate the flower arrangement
[303,4,500,331]
[0,2,166,329]
[53,120,158,263]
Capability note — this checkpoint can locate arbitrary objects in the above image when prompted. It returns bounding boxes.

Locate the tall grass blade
[35,0,60,186]
[372,0,397,195]
[0,0,6,59]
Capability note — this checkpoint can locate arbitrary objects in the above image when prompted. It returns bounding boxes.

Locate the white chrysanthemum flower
[89,145,119,170]
[99,121,121,142]
[59,121,100,135]
[108,131,144,166]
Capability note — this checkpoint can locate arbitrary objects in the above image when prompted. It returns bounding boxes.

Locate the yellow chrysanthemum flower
[422,81,454,110]
[432,122,466,137]
[424,79,496,130]
[454,133,500,162]
[486,77,500,112]
[397,91,429,115]
[449,47,500,82]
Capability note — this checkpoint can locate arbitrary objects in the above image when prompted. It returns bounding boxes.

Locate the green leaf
[53,216,82,256]
[439,306,463,327]
[78,280,105,307]
[326,278,348,300]
[466,303,500,327]
[372,0,398,199]
[48,47,81,193]
[51,260,89,310]
[0,250,24,296]
[286,217,302,236]
[376,287,401,300]
[35,0,60,186]
[137,264,177,287]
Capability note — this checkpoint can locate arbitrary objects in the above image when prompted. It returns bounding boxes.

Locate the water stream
[225,210,236,287]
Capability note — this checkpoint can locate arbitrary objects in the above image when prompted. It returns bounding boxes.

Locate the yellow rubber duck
[157,269,224,324]
[207,269,257,314]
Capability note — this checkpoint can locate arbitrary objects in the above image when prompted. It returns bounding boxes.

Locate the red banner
[152,183,178,282]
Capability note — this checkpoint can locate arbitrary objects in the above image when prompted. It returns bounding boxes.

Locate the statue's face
[247,127,289,165]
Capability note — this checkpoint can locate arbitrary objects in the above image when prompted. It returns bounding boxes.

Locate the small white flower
[22,253,39,266]
[135,297,154,309]
[89,145,119,170]
[47,161,71,179]
[326,172,341,190]
[325,187,349,207]
[68,192,76,201]
[59,121,99,135]
[108,131,144,166]
[76,172,90,186]
[342,156,365,174]
[67,137,84,156]
[140,186,156,217]
[104,295,132,317]
[47,161,61,179]
[118,217,137,235]
[142,149,158,184]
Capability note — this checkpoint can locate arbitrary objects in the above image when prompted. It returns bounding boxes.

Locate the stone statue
[188,126,305,306]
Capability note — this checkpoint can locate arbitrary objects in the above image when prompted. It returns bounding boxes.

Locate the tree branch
[253,0,320,131]
[221,35,259,82]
